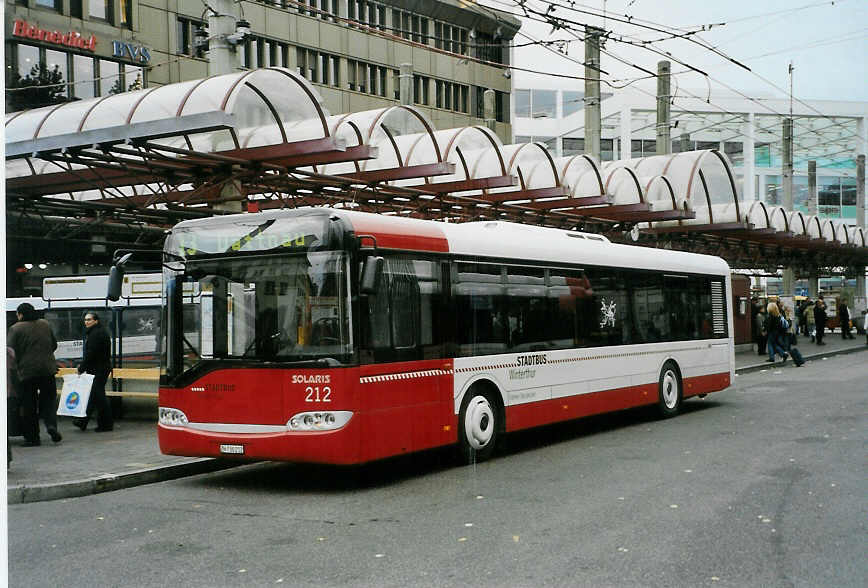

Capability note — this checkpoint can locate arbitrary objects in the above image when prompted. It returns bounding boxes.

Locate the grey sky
[482,0,868,103]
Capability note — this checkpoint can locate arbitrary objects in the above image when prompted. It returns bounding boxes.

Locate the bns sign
[112,40,151,64]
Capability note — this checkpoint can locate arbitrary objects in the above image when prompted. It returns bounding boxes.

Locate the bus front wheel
[657,361,682,418]
[458,388,499,464]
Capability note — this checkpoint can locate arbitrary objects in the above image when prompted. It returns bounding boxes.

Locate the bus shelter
[5,67,867,271]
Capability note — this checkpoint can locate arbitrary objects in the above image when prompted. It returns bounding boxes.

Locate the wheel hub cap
[465,396,495,450]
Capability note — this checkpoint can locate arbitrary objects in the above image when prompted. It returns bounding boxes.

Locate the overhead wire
[491,0,864,161]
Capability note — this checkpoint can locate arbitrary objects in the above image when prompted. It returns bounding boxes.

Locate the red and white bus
[147,208,733,464]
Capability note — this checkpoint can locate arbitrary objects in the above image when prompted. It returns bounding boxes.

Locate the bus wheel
[657,361,682,418]
[458,389,498,464]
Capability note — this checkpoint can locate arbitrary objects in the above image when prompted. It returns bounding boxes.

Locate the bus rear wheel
[657,361,682,418]
[458,389,498,464]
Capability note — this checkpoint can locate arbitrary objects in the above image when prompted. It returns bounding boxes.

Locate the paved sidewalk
[7,334,867,504]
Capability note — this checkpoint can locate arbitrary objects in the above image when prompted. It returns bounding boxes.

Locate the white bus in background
[5,273,165,368]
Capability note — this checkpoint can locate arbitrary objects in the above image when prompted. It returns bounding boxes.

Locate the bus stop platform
[7,334,867,504]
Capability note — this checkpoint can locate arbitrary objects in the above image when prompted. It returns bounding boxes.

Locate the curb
[7,458,238,504]
[735,343,867,375]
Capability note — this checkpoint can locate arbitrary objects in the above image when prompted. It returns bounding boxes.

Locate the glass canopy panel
[644,177,676,210]
[396,132,436,167]
[806,216,822,239]
[632,154,672,178]
[743,201,771,228]
[80,88,152,132]
[187,129,239,153]
[787,211,808,236]
[768,207,789,232]
[128,79,205,124]
[421,127,505,186]
[364,107,432,172]
[558,155,603,198]
[5,104,60,143]
[239,124,285,149]
[243,69,328,138]
[6,158,36,179]
[604,167,643,205]
[36,99,104,138]
[178,73,246,117]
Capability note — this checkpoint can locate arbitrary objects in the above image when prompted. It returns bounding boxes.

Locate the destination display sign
[168,217,329,257]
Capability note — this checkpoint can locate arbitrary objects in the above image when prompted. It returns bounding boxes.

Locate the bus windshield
[174,251,352,369]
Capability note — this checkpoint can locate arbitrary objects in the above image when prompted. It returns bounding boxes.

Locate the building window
[600,138,615,161]
[177,17,206,58]
[89,0,114,23]
[563,137,584,155]
[631,139,657,158]
[530,90,556,118]
[120,0,133,28]
[514,89,530,118]
[73,54,96,99]
[6,44,69,112]
[35,0,63,10]
[562,91,583,117]
[99,59,120,95]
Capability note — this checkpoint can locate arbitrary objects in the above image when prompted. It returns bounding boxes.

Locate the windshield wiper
[224,219,276,253]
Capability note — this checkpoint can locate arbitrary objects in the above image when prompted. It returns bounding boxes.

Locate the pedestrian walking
[814,295,827,345]
[781,305,805,367]
[804,299,816,342]
[72,312,114,432]
[7,302,62,446]
[838,299,853,339]
[764,302,788,363]
[754,304,767,356]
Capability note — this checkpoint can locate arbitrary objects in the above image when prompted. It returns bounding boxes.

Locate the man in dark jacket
[838,299,852,339]
[7,302,62,445]
[73,312,114,432]
[814,295,828,345]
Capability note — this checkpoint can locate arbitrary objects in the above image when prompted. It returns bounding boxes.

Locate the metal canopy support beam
[340,162,456,184]
[6,112,235,158]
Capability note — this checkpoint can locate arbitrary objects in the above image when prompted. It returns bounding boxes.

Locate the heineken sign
[12,19,97,52]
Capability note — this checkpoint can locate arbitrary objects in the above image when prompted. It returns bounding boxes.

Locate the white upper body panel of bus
[171,209,731,277]
[440,220,730,277]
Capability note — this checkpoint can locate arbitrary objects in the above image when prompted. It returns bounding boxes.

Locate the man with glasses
[72,312,114,432]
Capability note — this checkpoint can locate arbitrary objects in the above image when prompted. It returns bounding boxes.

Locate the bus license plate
[219,444,244,455]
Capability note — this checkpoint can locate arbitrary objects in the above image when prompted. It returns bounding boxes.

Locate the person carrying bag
[72,312,114,432]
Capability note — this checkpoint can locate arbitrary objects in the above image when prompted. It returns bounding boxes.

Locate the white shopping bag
[57,373,95,418]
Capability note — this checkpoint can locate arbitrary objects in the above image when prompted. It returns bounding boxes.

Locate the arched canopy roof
[6,68,330,158]
[4,68,866,269]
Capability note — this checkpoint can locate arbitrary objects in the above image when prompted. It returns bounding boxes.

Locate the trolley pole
[857,154,866,298]
[782,117,794,297]
[807,160,819,297]
[584,26,603,160]
[656,61,671,155]
[207,0,240,77]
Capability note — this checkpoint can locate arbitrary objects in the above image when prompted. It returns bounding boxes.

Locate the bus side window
[364,256,424,362]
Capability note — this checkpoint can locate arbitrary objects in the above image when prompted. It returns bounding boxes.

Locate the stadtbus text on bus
[133,208,733,465]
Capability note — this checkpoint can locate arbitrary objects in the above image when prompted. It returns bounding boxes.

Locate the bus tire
[657,360,682,418]
[458,387,499,464]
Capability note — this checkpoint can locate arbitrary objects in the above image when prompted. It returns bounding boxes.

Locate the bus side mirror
[360,255,384,294]
[107,253,133,301]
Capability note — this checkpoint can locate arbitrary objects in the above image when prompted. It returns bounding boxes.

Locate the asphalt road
[8,354,867,587]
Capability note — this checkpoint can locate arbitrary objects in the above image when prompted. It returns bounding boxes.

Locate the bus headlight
[159,407,189,426]
[287,411,353,431]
